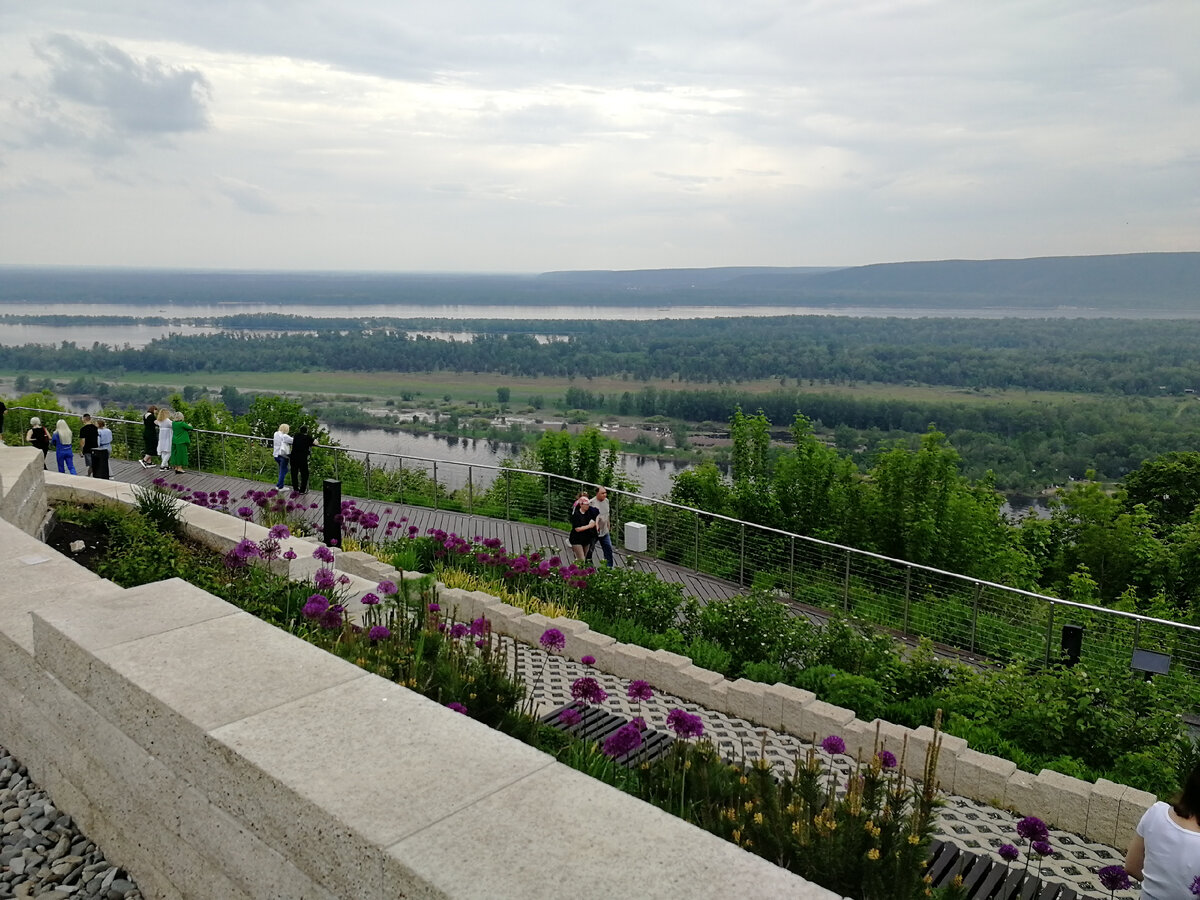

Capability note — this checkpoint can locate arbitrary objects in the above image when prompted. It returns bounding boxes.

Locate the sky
[1,1,1197,273]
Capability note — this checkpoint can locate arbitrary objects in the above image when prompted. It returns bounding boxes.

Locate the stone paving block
[1036,768,1092,834]
[954,749,1016,805]
[643,648,692,689]
[514,612,556,647]
[899,726,933,782]
[387,756,841,900]
[658,665,726,709]
[1086,778,1127,848]
[1117,787,1157,850]
[867,718,909,760]
[842,718,876,762]
[565,628,614,663]
[798,698,855,744]
[0,524,106,607]
[1002,768,1039,817]
[485,601,527,632]
[204,676,557,900]
[601,642,651,682]
[435,587,476,621]
[724,678,768,725]
[909,726,966,792]
[547,616,590,635]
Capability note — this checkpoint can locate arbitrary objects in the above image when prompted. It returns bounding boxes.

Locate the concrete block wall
[2,453,835,900]
[0,445,51,537]
[33,462,1157,856]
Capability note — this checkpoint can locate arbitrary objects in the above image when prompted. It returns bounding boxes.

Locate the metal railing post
[505,471,511,521]
[652,502,658,555]
[365,453,372,498]
[903,566,913,636]
[843,550,851,611]
[398,456,404,506]
[789,536,795,599]
[546,474,552,525]
[468,465,474,516]
[222,433,227,472]
[970,582,982,654]
[739,523,746,587]
[694,516,700,570]
[433,461,439,511]
[1044,601,1056,669]
[334,447,340,481]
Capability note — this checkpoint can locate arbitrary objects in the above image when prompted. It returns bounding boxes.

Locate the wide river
[0,299,1166,348]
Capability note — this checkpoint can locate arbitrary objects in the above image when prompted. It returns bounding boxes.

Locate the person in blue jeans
[51,419,77,474]
[273,423,293,488]
[590,486,615,567]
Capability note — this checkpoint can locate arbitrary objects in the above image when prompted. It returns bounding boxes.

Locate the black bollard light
[1060,624,1084,667]
[323,479,342,549]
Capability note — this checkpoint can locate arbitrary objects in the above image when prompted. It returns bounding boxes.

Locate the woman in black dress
[568,490,598,562]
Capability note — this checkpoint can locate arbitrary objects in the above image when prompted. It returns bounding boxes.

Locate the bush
[133,484,185,536]
[698,590,795,675]
[581,567,685,634]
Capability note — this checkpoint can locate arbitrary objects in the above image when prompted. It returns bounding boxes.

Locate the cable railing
[8,404,1199,686]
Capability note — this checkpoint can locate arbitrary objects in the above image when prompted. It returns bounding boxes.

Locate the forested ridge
[3,315,1200,394]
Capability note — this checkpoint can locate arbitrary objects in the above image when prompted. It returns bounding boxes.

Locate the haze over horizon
[1,1,1197,274]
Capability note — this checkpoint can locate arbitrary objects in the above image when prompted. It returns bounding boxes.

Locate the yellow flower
[739,776,749,785]
[732,829,741,843]
[744,800,755,813]
[867,849,880,860]
[753,812,764,826]
[908,834,922,846]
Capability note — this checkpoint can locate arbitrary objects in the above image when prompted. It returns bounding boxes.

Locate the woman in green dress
[170,412,194,474]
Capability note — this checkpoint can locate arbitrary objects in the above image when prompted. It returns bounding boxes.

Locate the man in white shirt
[590,486,614,567]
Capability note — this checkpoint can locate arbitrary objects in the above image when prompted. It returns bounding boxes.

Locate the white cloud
[0,0,1197,271]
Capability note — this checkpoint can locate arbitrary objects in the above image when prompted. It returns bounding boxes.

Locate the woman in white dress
[272,423,293,489]
[156,408,173,469]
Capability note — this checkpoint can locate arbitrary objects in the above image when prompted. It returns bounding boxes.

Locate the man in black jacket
[290,425,315,493]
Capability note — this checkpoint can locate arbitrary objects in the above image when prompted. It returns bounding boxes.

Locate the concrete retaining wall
[0,451,834,899]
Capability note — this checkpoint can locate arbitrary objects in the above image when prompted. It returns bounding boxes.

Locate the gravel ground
[0,746,141,900]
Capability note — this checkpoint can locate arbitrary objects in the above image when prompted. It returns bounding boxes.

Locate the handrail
[9,404,1200,651]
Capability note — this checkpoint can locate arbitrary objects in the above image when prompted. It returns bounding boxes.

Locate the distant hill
[542,253,1200,310]
[1,253,1196,311]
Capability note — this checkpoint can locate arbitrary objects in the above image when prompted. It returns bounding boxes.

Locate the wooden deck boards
[102,459,747,604]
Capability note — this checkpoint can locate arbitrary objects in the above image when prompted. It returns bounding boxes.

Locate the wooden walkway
[105,459,746,606]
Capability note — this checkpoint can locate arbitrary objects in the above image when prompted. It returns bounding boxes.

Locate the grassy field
[1,367,1107,410]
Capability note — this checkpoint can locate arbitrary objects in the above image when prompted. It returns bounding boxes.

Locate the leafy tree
[1124,451,1200,531]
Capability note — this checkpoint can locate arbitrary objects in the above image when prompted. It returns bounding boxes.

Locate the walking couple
[568,486,614,567]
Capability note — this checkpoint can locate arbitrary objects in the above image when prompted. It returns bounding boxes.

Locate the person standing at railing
[289,424,313,493]
[155,408,173,469]
[569,489,599,562]
[139,405,158,468]
[170,412,193,475]
[590,486,615,567]
[50,419,77,475]
[26,416,50,468]
[273,423,293,489]
[92,419,112,480]
[78,414,98,475]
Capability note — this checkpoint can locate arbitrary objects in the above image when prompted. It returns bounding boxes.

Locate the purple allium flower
[1190,873,1200,896]
[268,524,291,539]
[1016,816,1050,843]
[314,568,336,590]
[539,628,566,652]
[377,580,397,596]
[360,593,380,606]
[627,680,654,702]
[319,605,344,630]
[558,707,583,727]
[631,716,646,731]
[236,506,254,520]
[571,676,608,705]
[283,549,297,560]
[998,844,1019,863]
[580,655,595,666]
[428,603,441,613]
[337,574,351,585]
[821,735,847,756]
[666,708,704,740]
[302,594,329,619]
[474,639,486,648]
[469,616,490,637]
[602,723,644,758]
[446,702,468,715]
[1031,840,1053,858]
[450,623,469,639]
[313,544,335,563]
[368,625,391,641]
[876,750,898,769]
[1097,865,1131,892]
[549,556,561,568]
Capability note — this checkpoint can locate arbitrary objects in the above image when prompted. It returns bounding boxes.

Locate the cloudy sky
[1,1,1197,273]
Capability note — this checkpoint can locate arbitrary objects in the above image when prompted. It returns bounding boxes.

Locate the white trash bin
[624,521,647,553]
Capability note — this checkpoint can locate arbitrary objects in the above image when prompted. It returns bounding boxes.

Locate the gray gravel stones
[0,748,141,900]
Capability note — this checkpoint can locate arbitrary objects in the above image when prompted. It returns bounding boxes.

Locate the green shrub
[133,484,185,536]
[698,590,795,674]
[581,568,685,633]
[741,660,787,686]
[1110,751,1183,798]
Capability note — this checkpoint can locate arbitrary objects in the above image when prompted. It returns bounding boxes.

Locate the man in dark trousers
[289,424,315,493]
[78,414,98,477]
[92,418,112,480]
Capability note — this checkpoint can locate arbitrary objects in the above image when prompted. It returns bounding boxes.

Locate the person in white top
[1126,765,1200,899]
[272,423,294,489]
